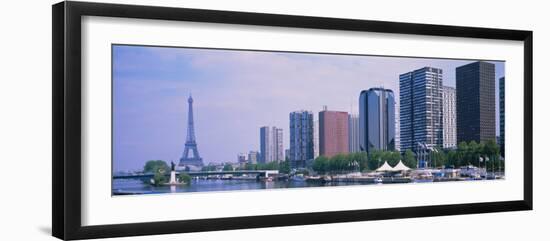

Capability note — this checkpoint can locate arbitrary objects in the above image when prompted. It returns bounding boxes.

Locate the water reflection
[112,178,370,195]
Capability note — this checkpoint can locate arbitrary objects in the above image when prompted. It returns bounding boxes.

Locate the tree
[350,152,369,172]
[312,156,329,174]
[152,168,167,186]
[445,150,459,167]
[143,160,169,174]
[430,148,447,168]
[368,150,383,170]
[484,139,500,157]
[402,150,416,169]
[483,139,500,171]
[223,164,234,171]
[278,160,291,174]
[387,151,401,167]
[469,141,482,166]
[457,141,472,166]
[178,173,192,184]
[330,154,350,174]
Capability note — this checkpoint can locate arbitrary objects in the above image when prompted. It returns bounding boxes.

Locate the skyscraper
[260,126,284,163]
[289,110,314,168]
[359,88,396,153]
[400,67,443,152]
[259,126,271,164]
[319,106,349,157]
[456,61,496,143]
[500,76,505,156]
[273,127,284,162]
[348,113,360,153]
[443,86,457,148]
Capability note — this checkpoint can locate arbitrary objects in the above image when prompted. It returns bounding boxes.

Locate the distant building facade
[285,149,290,161]
[273,127,284,161]
[359,88,396,153]
[500,76,505,156]
[442,86,457,148]
[399,67,443,151]
[348,114,360,153]
[259,126,271,164]
[259,126,284,163]
[237,153,247,165]
[248,151,259,164]
[456,61,496,143]
[319,106,349,157]
[289,110,314,168]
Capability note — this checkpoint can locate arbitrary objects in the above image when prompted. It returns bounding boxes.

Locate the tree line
[311,139,503,174]
[431,139,503,171]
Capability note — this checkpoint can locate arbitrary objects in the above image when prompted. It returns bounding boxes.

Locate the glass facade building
[443,86,457,148]
[456,61,496,143]
[399,67,443,152]
[289,110,314,168]
[359,88,396,153]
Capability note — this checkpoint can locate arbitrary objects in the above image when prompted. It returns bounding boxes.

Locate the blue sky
[113,45,504,172]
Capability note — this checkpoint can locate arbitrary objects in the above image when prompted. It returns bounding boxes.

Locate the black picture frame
[52,1,533,240]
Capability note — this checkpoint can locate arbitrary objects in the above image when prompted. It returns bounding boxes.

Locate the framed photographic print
[52,1,533,240]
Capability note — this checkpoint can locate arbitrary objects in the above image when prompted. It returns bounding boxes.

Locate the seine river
[112,178,373,195]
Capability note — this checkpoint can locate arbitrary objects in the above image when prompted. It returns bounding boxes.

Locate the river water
[112,178,373,195]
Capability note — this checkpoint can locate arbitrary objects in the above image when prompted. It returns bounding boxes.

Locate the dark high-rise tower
[359,88,396,153]
[456,61,496,144]
[179,94,204,167]
[289,110,314,168]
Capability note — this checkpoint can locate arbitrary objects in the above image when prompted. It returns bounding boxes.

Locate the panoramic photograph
[112,45,505,196]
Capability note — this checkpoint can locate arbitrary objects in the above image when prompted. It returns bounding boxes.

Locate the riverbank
[112,169,504,196]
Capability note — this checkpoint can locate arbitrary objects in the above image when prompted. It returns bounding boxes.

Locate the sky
[112,45,504,172]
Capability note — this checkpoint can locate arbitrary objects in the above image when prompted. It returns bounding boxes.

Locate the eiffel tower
[179,94,204,167]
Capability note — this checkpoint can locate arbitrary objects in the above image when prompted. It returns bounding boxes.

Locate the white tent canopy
[393,160,411,171]
[376,161,394,172]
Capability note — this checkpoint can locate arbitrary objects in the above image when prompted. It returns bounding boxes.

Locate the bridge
[113,170,279,180]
